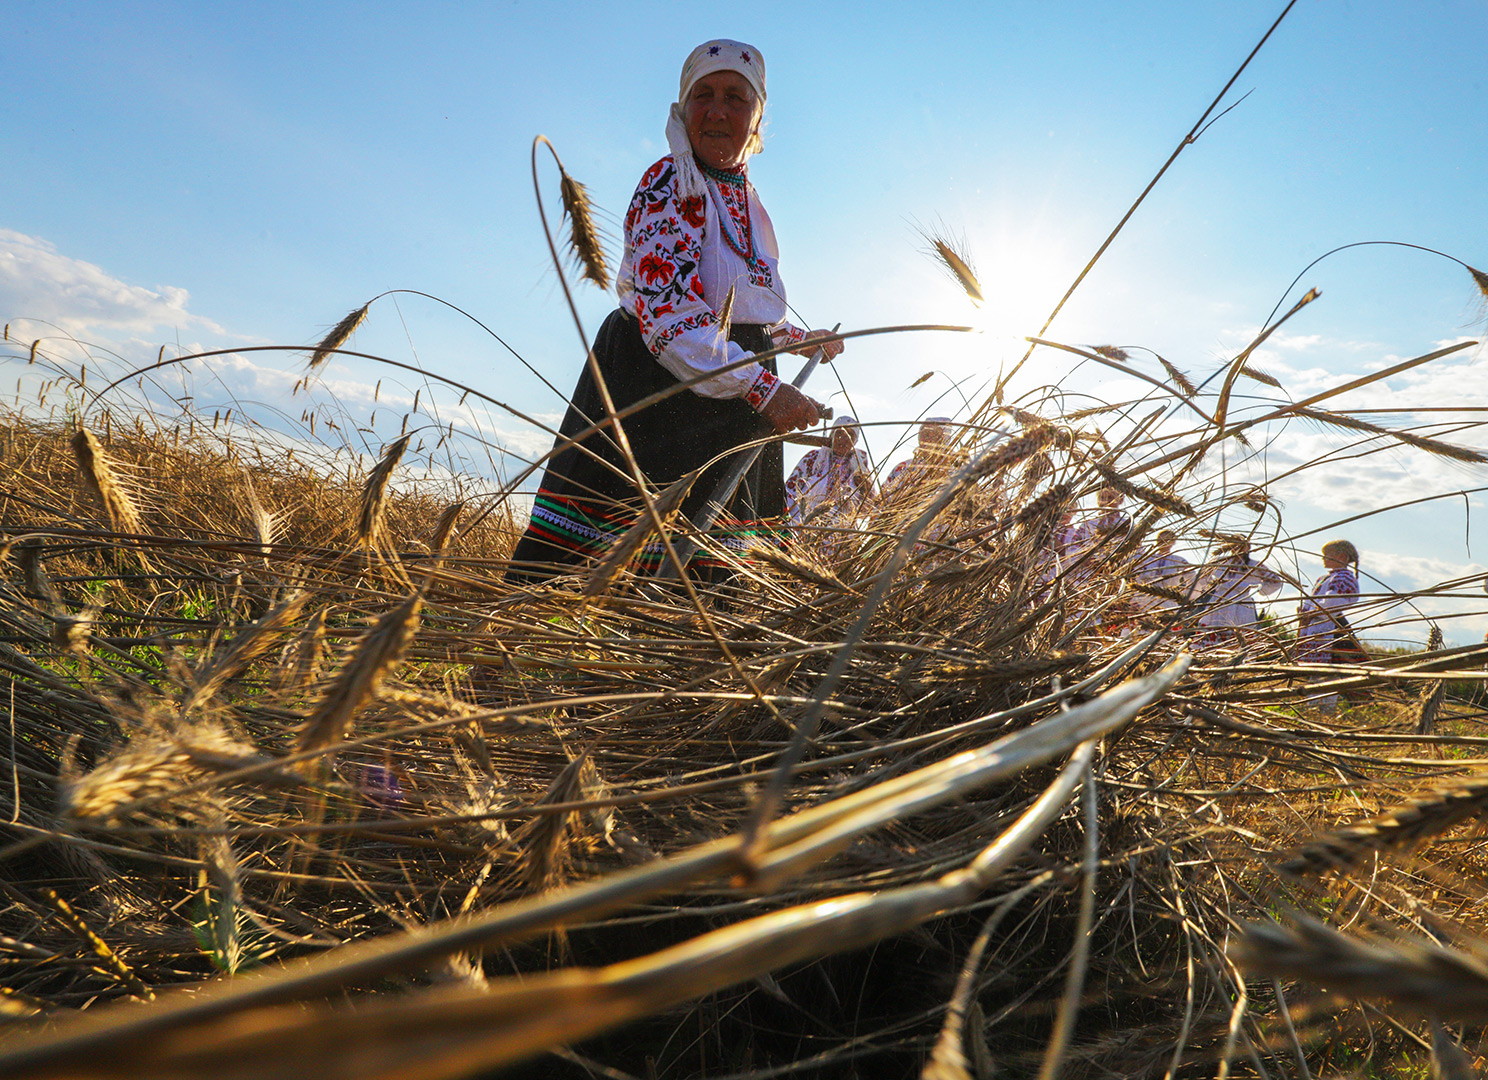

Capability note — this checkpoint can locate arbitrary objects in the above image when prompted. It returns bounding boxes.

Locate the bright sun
[929,226,1079,389]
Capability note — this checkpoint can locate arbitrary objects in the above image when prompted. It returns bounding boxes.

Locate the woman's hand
[792,328,844,361]
[760,383,826,434]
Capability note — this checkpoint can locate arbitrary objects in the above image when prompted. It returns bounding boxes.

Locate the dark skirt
[507,308,783,582]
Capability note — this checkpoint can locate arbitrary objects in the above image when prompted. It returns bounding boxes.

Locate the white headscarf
[665,39,767,201]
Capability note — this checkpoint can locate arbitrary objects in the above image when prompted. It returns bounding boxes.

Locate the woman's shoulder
[637,155,676,186]
[793,447,826,469]
[1326,566,1359,589]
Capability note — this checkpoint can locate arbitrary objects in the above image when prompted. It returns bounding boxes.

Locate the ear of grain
[1234,917,1488,1024]
[17,541,64,616]
[1470,264,1488,305]
[1293,406,1488,464]
[1281,771,1488,876]
[1416,624,1447,735]
[198,836,245,975]
[717,284,736,340]
[516,748,592,894]
[51,609,97,654]
[40,889,155,1002]
[559,169,611,290]
[430,500,466,556]
[745,541,851,594]
[59,742,199,825]
[243,477,274,557]
[296,594,423,759]
[1011,482,1074,531]
[277,607,329,691]
[1158,356,1198,398]
[1064,403,1123,422]
[1091,345,1130,362]
[184,592,309,714]
[309,303,369,368]
[1238,364,1282,388]
[71,427,145,536]
[931,239,984,304]
[357,434,412,548]
[1393,429,1488,464]
[1091,462,1196,517]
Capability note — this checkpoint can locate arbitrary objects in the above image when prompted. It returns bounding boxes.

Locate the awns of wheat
[310,303,370,368]
[1234,916,1488,1024]
[1280,770,1488,876]
[559,168,610,291]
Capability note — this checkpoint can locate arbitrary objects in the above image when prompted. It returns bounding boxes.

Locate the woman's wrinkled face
[684,71,758,169]
[830,426,857,456]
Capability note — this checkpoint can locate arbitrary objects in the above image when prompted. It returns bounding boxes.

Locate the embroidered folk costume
[785,417,877,524]
[1132,533,1195,616]
[508,40,826,583]
[1297,542,1361,664]
[1196,548,1283,632]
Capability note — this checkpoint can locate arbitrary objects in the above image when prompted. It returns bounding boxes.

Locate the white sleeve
[621,158,780,407]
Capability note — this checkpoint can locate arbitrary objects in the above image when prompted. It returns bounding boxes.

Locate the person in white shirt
[785,415,877,525]
[1132,530,1196,618]
[1295,539,1363,710]
[1196,538,1283,646]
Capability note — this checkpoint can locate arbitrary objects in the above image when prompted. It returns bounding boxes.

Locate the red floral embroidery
[744,369,779,412]
[637,253,674,285]
[679,196,705,228]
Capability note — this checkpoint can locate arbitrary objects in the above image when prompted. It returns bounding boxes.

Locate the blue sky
[4,1,1488,641]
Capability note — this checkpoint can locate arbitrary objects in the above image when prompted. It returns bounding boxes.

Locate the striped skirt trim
[527,489,785,570]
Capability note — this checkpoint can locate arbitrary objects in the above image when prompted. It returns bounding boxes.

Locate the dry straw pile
[4,287,1488,1080]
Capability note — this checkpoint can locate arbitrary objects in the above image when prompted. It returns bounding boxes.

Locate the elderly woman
[785,415,877,525]
[507,39,842,583]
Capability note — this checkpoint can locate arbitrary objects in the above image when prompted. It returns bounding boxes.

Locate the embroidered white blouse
[1297,566,1359,648]
[1197,556,1284,628]
[785,446,877,523]
[616,155,809,406]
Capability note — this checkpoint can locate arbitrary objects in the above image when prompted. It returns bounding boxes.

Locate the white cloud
[0,229,227,341]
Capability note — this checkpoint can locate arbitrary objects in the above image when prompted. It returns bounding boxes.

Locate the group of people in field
[778,413,1364,696]
[503,36,1367,710]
